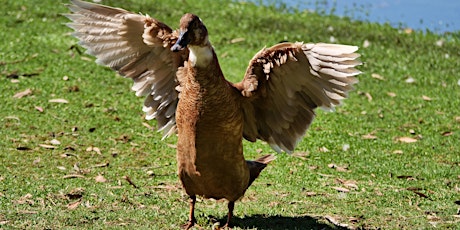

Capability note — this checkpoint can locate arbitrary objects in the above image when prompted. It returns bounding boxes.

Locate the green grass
[1,0,459,229]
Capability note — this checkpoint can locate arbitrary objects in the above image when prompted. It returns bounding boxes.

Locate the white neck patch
[188,45,213,68]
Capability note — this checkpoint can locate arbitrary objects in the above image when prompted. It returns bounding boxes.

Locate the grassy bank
[1,0,459,229]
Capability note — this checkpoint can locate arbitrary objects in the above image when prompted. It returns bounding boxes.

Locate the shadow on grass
[231,214,350,230]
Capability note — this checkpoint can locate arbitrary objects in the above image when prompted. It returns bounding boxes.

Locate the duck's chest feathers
[188,45,213,68]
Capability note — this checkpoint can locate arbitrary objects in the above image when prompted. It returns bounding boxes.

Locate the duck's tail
[246,154,276,188]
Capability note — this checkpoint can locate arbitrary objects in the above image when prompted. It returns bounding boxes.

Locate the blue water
[259,0,460,33]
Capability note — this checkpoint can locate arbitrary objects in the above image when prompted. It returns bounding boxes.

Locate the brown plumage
[65,0,361,228]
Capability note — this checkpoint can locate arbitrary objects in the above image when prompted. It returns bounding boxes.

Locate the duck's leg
[222,201,235,229]
[182,195,196,229]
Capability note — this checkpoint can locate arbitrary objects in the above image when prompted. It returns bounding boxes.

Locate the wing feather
[236,42,361,153]
[66,0,186,138]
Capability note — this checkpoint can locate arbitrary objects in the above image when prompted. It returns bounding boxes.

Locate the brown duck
[66,0,361,228]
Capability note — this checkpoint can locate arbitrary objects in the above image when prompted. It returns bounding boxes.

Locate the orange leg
[181,195,196,229]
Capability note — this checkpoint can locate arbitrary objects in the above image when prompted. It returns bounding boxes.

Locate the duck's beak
[171,30,190,52]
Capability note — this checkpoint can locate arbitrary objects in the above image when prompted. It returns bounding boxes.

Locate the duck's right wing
[233,42,361,153]
[65,0,187,138]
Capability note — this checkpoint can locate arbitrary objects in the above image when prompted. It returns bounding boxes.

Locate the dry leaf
[362,133,378,140]
[405,76,415,83]
[35,106,44,112]
[62,174,85,179]
[387,92,397,97]
[319,147,329,152]
[49,139,61,145]
[393,150,404,154]
[95,175,107,183]
[13,88,33,98]
[33,158,41,165]
[441,131,453,136]
[91,162,109,168]
[39,144,57,149]
[166,143,177,149]
[86,146,101,154]
[67,199,82,210]
[371,73,385,80]
[336,178,358,189]
[328,164,349,172]
[422,95,432,101]
[363,40,370,48]
[142,122,153,130]
[304,191,318,196]
[332,187,350,193]
[49,98,69,103]
[230,37,245,43]
[396,136,418,143]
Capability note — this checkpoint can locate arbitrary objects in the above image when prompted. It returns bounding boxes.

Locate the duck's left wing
[233,42,361,153]
[65,0,187,138]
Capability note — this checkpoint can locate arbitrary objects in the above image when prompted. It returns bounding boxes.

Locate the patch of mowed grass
[1,0,459,229]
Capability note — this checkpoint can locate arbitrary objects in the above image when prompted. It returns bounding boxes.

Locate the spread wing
[233,42,361,153]
[65,0,187,138]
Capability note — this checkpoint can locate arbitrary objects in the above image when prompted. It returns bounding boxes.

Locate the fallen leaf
[49,139,61,145]
[67,199,82,210]
[13,89,33,98]
[230,37,245,43]
[422,95,432,101]
[363,40,370,48]
[62,174,85,179]
[319,146,329,152]
[371,73,385,80]
[39,144,57,149]
[142,122,153,130]
[332,187,350,193]
[362,133,378,140]
[393,150,404,154]
[86,146,101,154]
[49,98,69,103]
[387,92,397,97]
[91,162,109,168]
[405,76,415,83]
[396,136,418,143]
[292,151,309,159]
[441,131,453,136]
[95,175,107,183]
[35,106,44,112]
[33,158,41,165]
[328,164,349,172]
[166,143,177,149]
[304,191,318,196]
[340,179,359,189]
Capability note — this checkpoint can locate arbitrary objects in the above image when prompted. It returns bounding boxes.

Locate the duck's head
[171,13,209,52]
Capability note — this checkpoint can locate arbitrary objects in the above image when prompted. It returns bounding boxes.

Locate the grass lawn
[1,0,459,229]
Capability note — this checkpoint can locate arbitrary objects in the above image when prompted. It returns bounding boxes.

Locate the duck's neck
[188,44,214,68]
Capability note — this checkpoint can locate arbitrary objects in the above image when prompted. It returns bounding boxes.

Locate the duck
[65,0,362,228]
